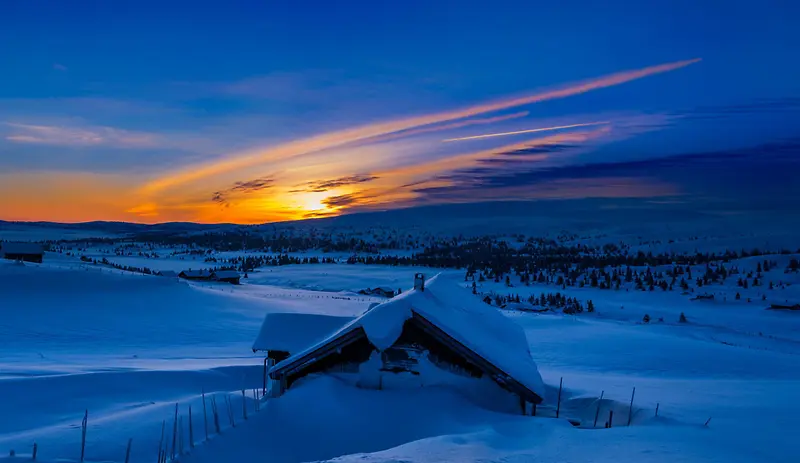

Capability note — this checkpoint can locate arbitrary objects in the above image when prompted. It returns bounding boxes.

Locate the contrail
[442,121,611,142]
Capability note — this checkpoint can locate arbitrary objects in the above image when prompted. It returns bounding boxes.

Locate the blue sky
[1,0,799,223]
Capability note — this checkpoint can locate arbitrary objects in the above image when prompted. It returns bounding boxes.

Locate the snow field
[2,248,800,462]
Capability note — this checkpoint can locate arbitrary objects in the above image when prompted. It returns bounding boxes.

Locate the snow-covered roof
[212,270,240,279]
[179,269,211,278]
[159,270,178,277]
[0,242,44,255]
[272,274,545,399]
[253,312,356,353]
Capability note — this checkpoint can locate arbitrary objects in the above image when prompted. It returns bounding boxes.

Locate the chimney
[414,273,425,291]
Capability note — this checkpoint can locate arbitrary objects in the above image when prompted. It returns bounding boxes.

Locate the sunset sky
[1,0,799,224]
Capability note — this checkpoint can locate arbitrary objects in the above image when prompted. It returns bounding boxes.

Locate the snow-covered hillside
[2,241,799,463]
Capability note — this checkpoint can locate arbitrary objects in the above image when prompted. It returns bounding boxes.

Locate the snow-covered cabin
[178,269,212,281]
[269,274,545,411]
[0,242,44,263]
[358,287,396,298]
[211,270,241,285]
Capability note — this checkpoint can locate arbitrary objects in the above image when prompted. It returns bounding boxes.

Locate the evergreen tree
[679,312,688,323]
[643,314,651,323]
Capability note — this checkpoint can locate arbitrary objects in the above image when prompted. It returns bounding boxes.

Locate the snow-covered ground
[2,245,800,462]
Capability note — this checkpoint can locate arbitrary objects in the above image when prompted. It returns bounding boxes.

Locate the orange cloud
[139,58,700,195]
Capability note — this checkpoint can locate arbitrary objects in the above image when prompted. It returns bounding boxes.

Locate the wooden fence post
[655,403,659,417]
[556,377,563,418]
[157,420,165,463]
[80,409,88,463]
[263,358,267,396]
[608,409,614,428]
[189,406,195,448]
[202,389,209,441]
[627,387,636,426]
[226,395,235,427]
[171,403,178,460]
[242,389,248,420]
[593,391,604,427]
[124,438,132,463]
[178,416,184,455]
[32,443,37,461]
[211,396,221,434]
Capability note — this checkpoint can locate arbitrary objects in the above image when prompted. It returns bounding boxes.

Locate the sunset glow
[6,3,793,225]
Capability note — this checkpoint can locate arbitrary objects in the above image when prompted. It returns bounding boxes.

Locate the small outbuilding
[178,269,212,281]
[768,303,800,311]
[268,274,545,412]
[211,270,241,285]
[358,287,395,298]
[0,242,44,264]
[158,270,178,278]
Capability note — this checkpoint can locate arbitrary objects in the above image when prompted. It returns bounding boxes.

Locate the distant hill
[3,197,800,241]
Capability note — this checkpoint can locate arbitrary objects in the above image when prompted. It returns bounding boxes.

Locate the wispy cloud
[211,176,275,206]
[322,193,363,208]
[53,63,68,72]
[294,174,379,193]
[3,122,160,148]
[139,58,701,195]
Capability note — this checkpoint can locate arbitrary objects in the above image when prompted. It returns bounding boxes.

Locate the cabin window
[381,345,423,374]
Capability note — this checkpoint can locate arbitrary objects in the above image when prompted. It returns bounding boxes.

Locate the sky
[1,0,799,224]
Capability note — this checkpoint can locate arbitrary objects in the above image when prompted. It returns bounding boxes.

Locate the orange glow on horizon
[1,59,701,224]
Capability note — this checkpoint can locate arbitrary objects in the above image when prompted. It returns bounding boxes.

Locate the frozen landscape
[1,211,799,463]
[4,0,800,461]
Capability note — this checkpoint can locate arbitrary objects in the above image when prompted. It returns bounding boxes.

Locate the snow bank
[181,375,519,463]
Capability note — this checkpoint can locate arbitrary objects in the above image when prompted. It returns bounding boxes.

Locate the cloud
[322,193,363,208]
[211,176,275,206]
[3,122,160,148]
[139,58,701,195]
[53,63,68,72]
[229,177,275,193]
[295,174,379,193]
